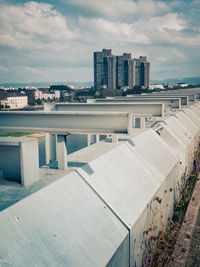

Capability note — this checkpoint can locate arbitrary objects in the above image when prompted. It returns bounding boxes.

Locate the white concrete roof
[164,116,193,148]
[175,111,199,137]
[77,143,161,229]
[128,129,179,182]
[0,171,129,267]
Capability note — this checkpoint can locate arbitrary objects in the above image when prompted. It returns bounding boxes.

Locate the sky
[0,0,199,83]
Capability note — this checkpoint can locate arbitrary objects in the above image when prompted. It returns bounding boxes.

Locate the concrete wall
[0,137,39,186]
[20,138,39,186]
[0,145,21,182]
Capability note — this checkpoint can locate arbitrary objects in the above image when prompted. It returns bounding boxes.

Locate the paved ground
[186,212,200,266]
[0,167,74,212]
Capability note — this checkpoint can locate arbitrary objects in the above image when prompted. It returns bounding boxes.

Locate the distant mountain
[0,81,93,89]
[1,76,200,89]
[151,76,200,85]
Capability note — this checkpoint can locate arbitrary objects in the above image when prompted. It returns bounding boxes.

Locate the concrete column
[128,113,133,136]
[96,134,100,143]
[112,135,118,143]
[132,117,136,128]
[57,135,68,170]
[87,134,92,146]
[140,117,145,129]
[45,133,57,164]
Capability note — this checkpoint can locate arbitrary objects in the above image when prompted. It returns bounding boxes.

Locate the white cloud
[157,56,168,62]
[171,49,186,60]
[0,65,8,71]
[79,17,150,44]
[0,1,78,49]
[79,13,191,46]
[68,0,169,18]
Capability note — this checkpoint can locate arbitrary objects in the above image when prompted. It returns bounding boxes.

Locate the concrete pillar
[140,117,145,129]
[96,134,100,143]
[112,135,118,143]
[45,133,57,164]
[132,117,136,128]
[57,135,68,170]
[87,134,92,146]
[128,113,133,136]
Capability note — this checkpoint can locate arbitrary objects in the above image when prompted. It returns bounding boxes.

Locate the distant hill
[0,81,93,89]
[1,76,200,89]
[151,76,200,85]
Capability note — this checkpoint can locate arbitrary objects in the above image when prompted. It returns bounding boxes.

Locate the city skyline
[0,0,199,83]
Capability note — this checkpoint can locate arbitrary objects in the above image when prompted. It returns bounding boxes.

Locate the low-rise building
[149,84,165,90]
[175,83,188,88]
[34,90,55,100]
[0,95,28,109]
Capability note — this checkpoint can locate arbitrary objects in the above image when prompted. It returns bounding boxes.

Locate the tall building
[104,56,116,89]
[94,49,112,90]
[94,49,151,90]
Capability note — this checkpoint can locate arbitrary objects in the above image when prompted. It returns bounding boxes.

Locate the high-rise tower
[94,49,151,90]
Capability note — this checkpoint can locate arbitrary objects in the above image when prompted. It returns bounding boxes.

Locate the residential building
[0,95,28,109]
[94,49,151,90]
[34,90,55,100]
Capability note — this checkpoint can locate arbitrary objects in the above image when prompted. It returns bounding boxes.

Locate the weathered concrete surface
[76,143,162,266]
[46,102,165,117]
[169,177,200,266]
[0,171,129,267]
[0,111,133,135]
[0,167,73,212]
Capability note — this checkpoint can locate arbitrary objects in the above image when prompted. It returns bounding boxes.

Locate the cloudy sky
[0,0,199,83]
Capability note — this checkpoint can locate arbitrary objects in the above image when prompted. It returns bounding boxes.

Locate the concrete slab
[0,171,129,267]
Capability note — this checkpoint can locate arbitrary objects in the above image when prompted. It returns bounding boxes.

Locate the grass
[0,132,32,137]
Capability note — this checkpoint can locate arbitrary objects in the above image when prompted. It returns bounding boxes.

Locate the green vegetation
[0,132,31,137]
[143,149,200,266]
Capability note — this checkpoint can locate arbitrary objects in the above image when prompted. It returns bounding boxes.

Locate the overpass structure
[148,93,196,102]
[124,95,189,106]
[161,88,200,99]
[45,102,165,117]
[94,97,182,109]
[0,110,134,170]
[0,111,134,135]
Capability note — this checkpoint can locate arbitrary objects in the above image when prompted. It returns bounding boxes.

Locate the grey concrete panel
[0,111,132,135]
[129,128,182,202]
[0,171,129,267]
[95,97,181,109]
[130,129,179,182]
[20,138,39,186]
[158,116,195,176]
[0,137,39,186]
[151,93,195,102]
[76,144,161,266]
[127,95,188,106]
[175,111,199,138]
[184,108,200,129]
[0,145,21,182]
[51,103,164,117]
